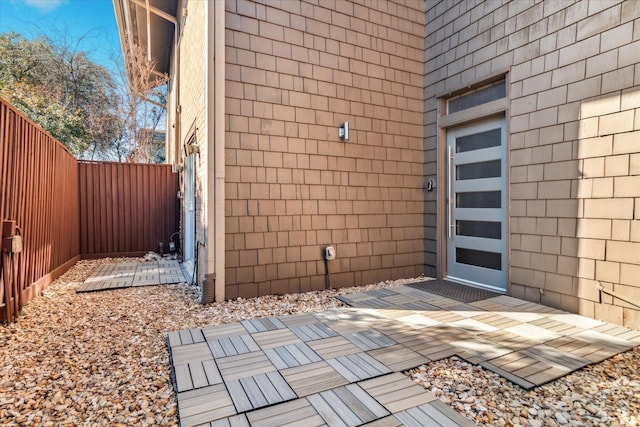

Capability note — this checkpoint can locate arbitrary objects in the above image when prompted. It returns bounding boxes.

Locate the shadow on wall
[574,89,640,327]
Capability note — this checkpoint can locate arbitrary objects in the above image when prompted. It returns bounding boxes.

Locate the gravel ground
[0,258,638,426]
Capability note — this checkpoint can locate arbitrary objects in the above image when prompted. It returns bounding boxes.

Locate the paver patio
[77,260,186,292]
[167,283,640,426]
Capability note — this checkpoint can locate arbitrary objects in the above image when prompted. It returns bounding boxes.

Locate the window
[447,80,506,114]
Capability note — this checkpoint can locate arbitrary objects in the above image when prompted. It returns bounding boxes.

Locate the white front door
[446,117,507,292]
[184,154,196,263]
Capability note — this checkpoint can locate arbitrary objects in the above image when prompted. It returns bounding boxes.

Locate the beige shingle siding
[225,0,426,298]
[426,0,640,328]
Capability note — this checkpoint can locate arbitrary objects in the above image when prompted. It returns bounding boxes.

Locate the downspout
[173,31,180,164]
[145,0,152,62]
[202,0,225,303]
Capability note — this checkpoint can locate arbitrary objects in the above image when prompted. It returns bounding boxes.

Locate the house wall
[171,0,209,285]
[425,0,640,328]
[224,0,426,298]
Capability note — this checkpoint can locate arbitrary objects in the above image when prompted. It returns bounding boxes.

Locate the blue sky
[0,0,123,73]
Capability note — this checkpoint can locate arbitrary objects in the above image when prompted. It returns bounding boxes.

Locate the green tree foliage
[0,32,121,156]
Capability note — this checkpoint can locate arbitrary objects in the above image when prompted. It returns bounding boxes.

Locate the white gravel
[0,258,637,426]
[407,351,640,427]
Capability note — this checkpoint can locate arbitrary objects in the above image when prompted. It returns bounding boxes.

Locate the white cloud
[22,0,68,13]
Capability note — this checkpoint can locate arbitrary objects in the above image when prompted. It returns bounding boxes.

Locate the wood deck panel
[524,366,572,386]
[252,329,301,349]
[344,384,390,418]
[306,393,349,427]
[322,319,375,335]
[179,330,194,345]
[203,360,223,385]
[248,399,326,427]
[448,318,499,334]
[479,361,536,389]
[415,401,475,427]
[574,330,633,350]
[171,342,212,365]
[327,353,391,382]
[225,380,253,413]
[241,317,286,333]
[307,336,361,359]
[228,370,300,413]
[77,260,186,292]
[505,323,562,342]
[334,384,389,423]
[478,330,535,351]
[314,388,381,426]
[367,288,399,298]
[267,371,297,400]
[210,414,250,427]
[217,351,275,381]
[174,364,193,392]
[168,284,639,426]
[361,416,403,426]
[253,373,288,404]
[343,329,396,351]
[360,374,436,413]
[178,384,235,427]
[190,361,210,389]
[279,313,319,327]
[330,388,379,422]
[202,324,247,341]
[395,407,443,426]
[239,377,269,407]
[414,341,457,360]
[208,335,260,358]
[290,323,338,341]
[544,336,620,363]
[528,318,584,335]
[451,337,512,364]
[367,345,430,371]
[281,361,345,392]
[524,344,590,370]
[381,388,436,413]
[263,342,321,369]
[167,331,182,347]
[550,313,605,329]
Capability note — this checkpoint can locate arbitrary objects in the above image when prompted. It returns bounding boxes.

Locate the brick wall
[224,0,426,298]
[425,0,640,328]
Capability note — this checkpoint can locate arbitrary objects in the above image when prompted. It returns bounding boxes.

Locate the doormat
[406,279,501,303]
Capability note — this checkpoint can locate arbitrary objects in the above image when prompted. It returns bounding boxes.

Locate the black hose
[324,257,331,290]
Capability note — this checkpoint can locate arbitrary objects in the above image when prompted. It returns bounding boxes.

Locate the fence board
[1,97,179,323]
[0,97,80,322]
[78,161,179,258]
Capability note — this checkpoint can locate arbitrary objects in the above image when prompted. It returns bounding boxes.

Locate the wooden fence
[0,97,179,323]
[79,161,179,257]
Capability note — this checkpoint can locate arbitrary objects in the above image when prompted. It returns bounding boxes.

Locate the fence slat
[77,161,179,257]
[0,97,79,322]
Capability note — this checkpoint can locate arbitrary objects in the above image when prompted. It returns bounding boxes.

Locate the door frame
[436,76,510,293]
